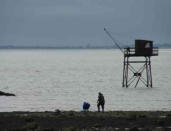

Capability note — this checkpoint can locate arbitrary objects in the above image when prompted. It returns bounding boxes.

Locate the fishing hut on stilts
[104,28,159,88]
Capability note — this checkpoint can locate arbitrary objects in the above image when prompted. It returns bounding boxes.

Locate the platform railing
[124,47,159,57]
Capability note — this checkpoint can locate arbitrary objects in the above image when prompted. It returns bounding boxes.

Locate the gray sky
[0,0,171,47]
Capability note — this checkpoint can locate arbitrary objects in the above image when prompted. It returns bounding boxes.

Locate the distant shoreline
[0,47,117,50]
[0,46,171,50]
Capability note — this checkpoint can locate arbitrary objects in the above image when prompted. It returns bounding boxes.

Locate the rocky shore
[0,111,171,131]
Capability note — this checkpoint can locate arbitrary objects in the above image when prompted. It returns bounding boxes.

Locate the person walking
[97,92,105,112]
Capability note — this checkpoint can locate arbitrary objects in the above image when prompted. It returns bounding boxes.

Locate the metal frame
[122,49,153,88]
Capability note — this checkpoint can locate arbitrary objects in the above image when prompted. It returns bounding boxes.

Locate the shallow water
[0,49,171,111]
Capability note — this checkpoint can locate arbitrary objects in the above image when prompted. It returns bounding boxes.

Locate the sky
[0,0,171,47]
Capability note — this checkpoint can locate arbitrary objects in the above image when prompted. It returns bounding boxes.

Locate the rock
[55,109,61,115]
[0,91,15,96]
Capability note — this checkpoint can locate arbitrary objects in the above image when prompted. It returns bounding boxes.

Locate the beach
[0,49,171,130]
[0,111,171,131]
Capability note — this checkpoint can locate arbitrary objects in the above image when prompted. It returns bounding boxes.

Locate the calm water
[0,49,171,111]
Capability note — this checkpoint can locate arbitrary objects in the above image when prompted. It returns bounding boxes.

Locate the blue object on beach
[83,102,90,110]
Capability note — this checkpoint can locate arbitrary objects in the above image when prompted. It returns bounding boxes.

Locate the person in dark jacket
[97,92,105,112]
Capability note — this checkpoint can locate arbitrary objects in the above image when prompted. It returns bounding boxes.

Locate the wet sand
[0,111,171,131]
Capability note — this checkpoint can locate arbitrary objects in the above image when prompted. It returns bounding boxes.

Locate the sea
[0,49,171,112]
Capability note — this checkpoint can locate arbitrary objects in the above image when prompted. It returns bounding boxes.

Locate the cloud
[0,0,171,47]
